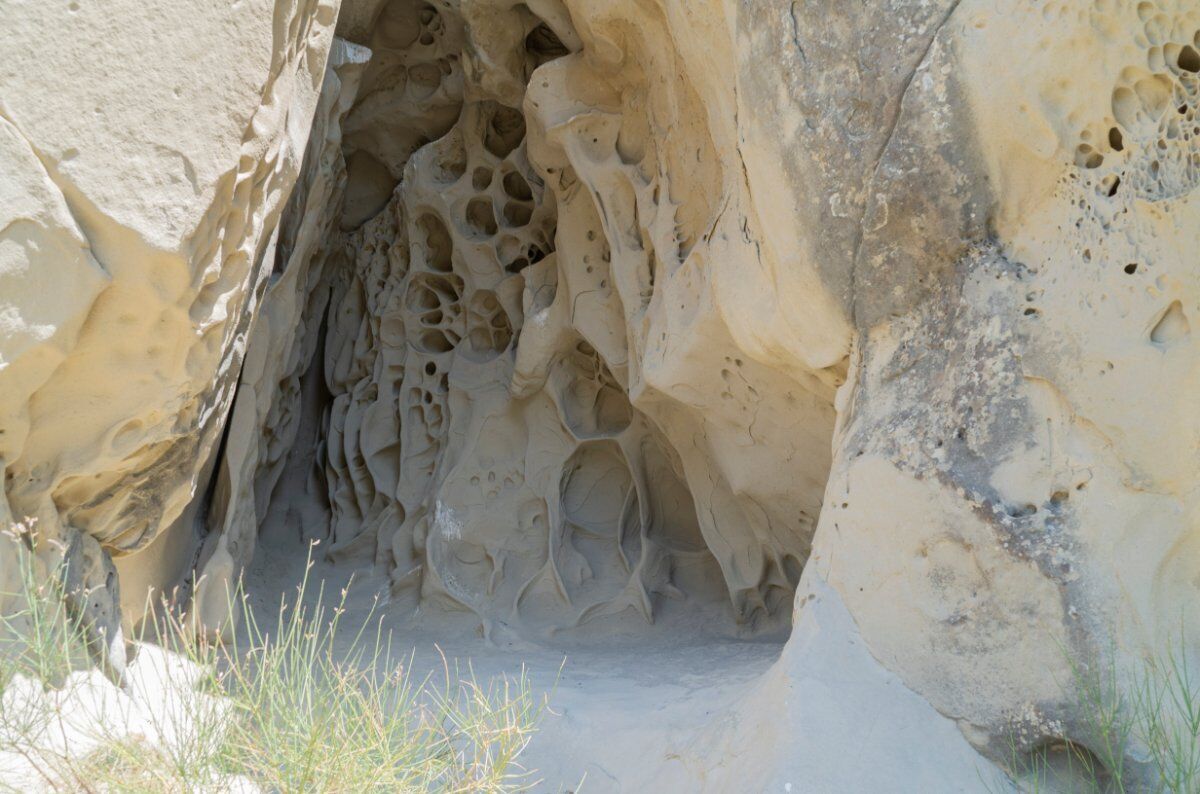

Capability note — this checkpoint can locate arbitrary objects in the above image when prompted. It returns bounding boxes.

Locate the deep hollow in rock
[191,0,833,653]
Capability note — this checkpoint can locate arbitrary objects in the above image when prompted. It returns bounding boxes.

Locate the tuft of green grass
[0,524,97,791]
[0,527,544,792]
[1002,635,1200,793]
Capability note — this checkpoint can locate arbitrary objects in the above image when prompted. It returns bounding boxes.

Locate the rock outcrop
[0,0,341,624]
[3,0,1200,787]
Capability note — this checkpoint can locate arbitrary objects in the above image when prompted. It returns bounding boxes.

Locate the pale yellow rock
[0,0,340,632]
[4,0,1200,788]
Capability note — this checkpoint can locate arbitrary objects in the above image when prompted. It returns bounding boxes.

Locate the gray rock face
[61,529,125,686]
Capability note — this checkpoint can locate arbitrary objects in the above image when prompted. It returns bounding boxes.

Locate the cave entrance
[186,1,838,782]
[221,0,827,659]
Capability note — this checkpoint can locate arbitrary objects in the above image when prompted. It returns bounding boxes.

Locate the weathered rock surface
[0,0,341,621]
[4,0,1200,787]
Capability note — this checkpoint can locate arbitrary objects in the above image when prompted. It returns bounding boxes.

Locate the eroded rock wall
[809,0,1200,772]
[0,0,341,654]
[197,0,845,639]
[192,37,373,636]
[5,0,1200,786]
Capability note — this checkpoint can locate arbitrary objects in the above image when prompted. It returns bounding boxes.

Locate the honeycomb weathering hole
[1179,44,1200,73]
[484,103,526,158]
[464,196,498,237]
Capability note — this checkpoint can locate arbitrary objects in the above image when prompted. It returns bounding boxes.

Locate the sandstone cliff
[2,0,1199,788]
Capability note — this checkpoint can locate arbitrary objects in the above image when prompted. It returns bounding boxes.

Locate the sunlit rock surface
[3,0,1199,788]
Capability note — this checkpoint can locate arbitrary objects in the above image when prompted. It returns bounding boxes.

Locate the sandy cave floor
[239,482,787,792]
